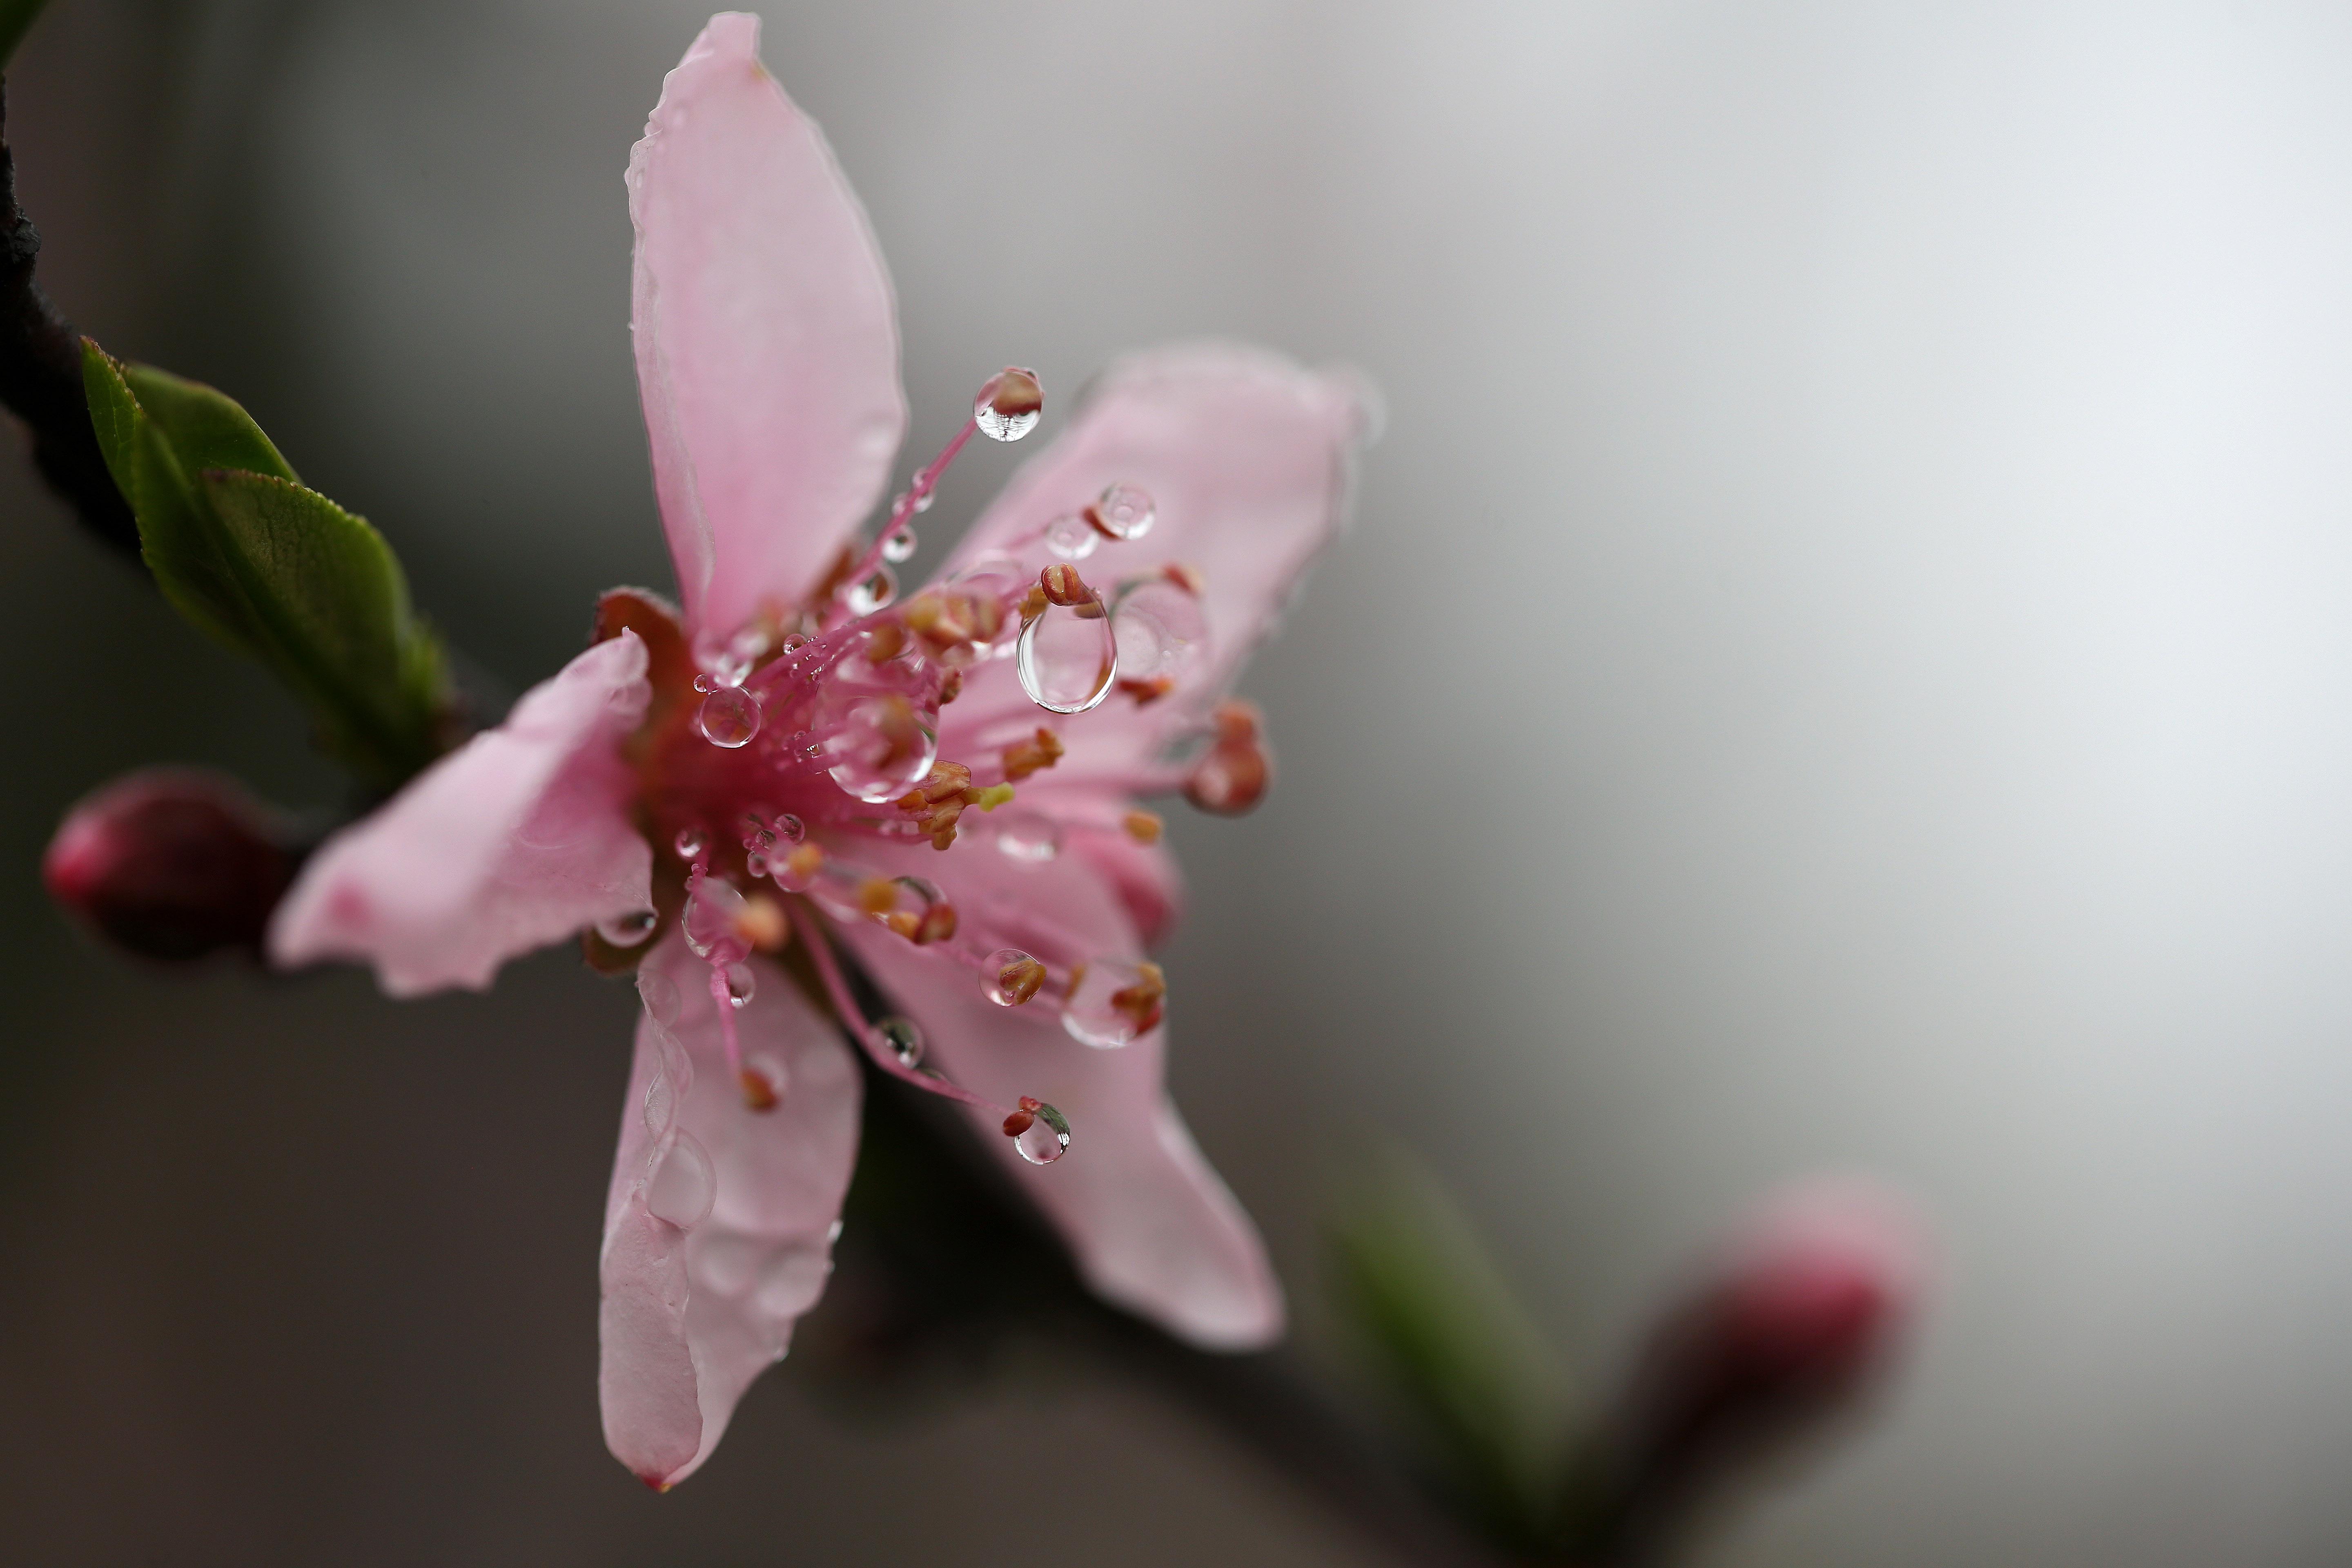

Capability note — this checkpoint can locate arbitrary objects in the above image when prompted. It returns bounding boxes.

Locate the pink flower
[266,11,1368,1489]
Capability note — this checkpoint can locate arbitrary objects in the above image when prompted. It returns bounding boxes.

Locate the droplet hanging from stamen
[1111,579,1206,684]
[1087,483,1156,541]
[1045,513,1098,560]
[1017,587,1118,714]
[1063,958,1165,1048]
[673,826,707,861]
[1002,1096,1072,1165]
[982,949,1047,1006]
[691,625,765,689]
[881,527,917,564]
[646,1131,717,1227]
[774,813,806,844]
[697,685,762,748]
[682,878,752,963]
[974,367,1043,441]
[843,564,898,616]
[823,693,940,803]
[723,961,756,1009]
[596,908,658,948]
[875,1016,925,1068]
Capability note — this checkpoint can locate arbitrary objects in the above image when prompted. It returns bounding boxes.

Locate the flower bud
[43,768,300,961]
[1564,1179,1925,1558]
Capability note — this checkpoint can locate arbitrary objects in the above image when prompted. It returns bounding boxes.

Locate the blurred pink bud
[1570,1179,1927,1561]
[43,768,299,961]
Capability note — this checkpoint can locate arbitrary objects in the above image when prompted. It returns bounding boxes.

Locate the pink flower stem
[786,900,1010,1116]
[829,419,978,620]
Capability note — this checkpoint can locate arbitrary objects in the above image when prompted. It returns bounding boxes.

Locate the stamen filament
[787,900,1012,1116]
[830,419,979,628]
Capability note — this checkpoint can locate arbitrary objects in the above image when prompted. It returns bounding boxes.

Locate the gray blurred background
[8,0,2352,1561]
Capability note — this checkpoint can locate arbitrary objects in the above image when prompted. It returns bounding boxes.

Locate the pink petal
[268,635,653,996]
[629,12,906,639]
[938,343,1369,790]
[835,836,1281,1350]
[601,933,862,1487]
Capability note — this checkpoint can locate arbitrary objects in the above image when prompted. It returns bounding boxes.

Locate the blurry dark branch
[0,79,139,553]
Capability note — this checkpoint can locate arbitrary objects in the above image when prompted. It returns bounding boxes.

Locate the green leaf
[81,339,450,791]
[1328,1152,1572,1550]
[0,0,52,71]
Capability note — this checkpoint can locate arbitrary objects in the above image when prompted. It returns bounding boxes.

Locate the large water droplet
[974,367,1043,441]
[682,878,752,963]
[597,908,658,948]
[673,826,706,861]
[1112,580,1207,682]
[843,565,898,616]
[1044,513,1098,560]
[692,626,762,688]
[982,948,1045,1006]
[638,968,682,1027]
[875,1016,924,1068]
[723,961,757,1009]
[1089,483,1156,541]
[1063,958,1160,1048]
[1017,593,1117,713]
[882,527,917,564]
[698,686,762,748]
[993,811,1062,864]
[1009,1100,1072,1165]
[646,1131,716,1228]
[823,695,939,803]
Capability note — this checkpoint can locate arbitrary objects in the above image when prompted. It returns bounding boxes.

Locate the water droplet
[744,851,770,879]
[638,968,682,1027]
[682,878,752,963]
[742,1051,789,1106]
[673,827,707,861]
[724,960,757,1008]
[974,367,1043,441]
[874,1015,924,1068]
[1063,958,1162,1049]
[754,1244,832,1319]
[1009,1100,1072,1165]
[913,491,935,514]
[774,813,806,844]
[823,694,940,803]
[642,1072,675,1138]
[698,686,762,748]
[1017,593,1117,713]
[843,564,898,616]
[597,908,658,948]
[993,811,1062,864]
[1112,579,1207,682]
[692,627,760,688]
[1089,483,1155,541]
[982,948,1045,1006]
[882,527,917,564]
[646,1131,716,1228]
[1044,513,1098,560]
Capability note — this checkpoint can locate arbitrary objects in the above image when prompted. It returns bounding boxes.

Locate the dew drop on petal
[646,1131,716,1228]
[974,367,1043,441]
[597,908,658,948]
[882,527,918,564]
[1044,513,1098,560]
[682,878,752,964]
[993,811,1062,864]
[638,968,682,1027]
[744,851,770,879]
[1113,580,1207,682]
[981,948,1043,1006]
[691,627,759,688]
[754,1244,833,1320]
[1089,483,1156,541]
[642,1073,675,1139]
[1009,1101,1072,1165]
[674,827,706,861]
[723,961,757,1009]
[1063,958,1160,1049]
[698,686,762,748]
[874,1015,924,1068]
[1017,593,1117,713]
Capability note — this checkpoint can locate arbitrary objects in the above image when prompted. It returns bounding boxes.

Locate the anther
[1118,675,1175,706]
[1000,726,1065,782]
[1185,700,1271,815]
[1122,810,1163,844]
[994,953,1047,1005]
[736,893,791,952]
[1162,561,1206,596]
[1040,563,1091,607]
[739,1066,782,1112]
[858,878,898,917]
[938,668,964,704]
[862,620,908,664]
[967,783,1016,811]
[1110,960,1166,1034]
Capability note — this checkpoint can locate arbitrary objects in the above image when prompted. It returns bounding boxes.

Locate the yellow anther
[1122,810,1163,844]
[735,893,790,953]
[858,878,898,916]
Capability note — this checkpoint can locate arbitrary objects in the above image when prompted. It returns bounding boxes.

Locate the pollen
[1122,810,1163,844]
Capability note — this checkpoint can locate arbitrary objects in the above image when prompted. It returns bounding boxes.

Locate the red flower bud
[43,768,301,961]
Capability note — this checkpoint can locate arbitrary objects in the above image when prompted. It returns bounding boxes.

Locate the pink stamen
[786,901,1011,1115]
[827,419,979,628]
[707,961,744,1076]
